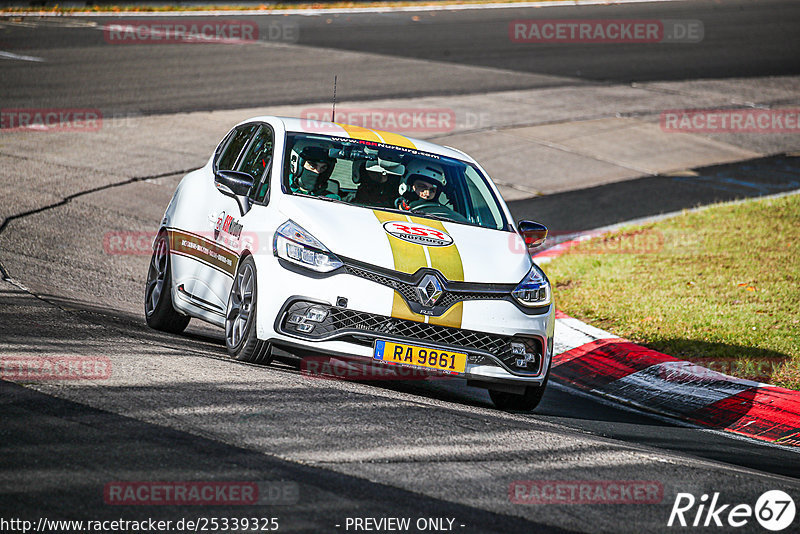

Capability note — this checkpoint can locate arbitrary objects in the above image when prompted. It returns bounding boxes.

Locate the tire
[144,232,191,334]
[225,255,273,364]
[490,373,549,412]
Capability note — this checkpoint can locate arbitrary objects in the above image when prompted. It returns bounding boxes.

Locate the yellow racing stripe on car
[372,129,416,149]
[373,210,426,323]
[336,123,382,143]
[429,301,463,329]
[373,211,428,275]
[409,216,464,328]
[409,217,464,282]
[373,211,464,328]
[336,123,416,149]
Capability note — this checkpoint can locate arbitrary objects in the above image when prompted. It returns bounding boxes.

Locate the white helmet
[399,160,445,197]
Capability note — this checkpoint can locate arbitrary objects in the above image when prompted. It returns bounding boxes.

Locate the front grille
[344,264,508,312]
[280,300,543,375]
[345,265,418,303]
[437,290,505,309]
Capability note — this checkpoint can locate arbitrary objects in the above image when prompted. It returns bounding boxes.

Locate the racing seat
[326,179,340,196]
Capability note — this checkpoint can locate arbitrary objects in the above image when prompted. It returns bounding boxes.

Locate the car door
[212,122,275,254]
[171,123,259,325]
[206,123,276,314]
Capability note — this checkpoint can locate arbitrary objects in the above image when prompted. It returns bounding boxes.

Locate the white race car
[145,116,555,410]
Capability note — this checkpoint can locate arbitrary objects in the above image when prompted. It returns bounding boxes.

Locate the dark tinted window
[283,133,508,230]
[238,126,274,180]
[217,124,257,171]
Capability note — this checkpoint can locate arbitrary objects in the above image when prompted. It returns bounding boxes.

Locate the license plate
[373,340,467,375]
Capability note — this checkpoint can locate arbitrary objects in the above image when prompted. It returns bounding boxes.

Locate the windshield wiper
[364,205,461,225]
[297,192,347,205]
[407,209,455,223]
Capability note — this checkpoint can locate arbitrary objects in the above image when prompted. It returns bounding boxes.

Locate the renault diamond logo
[415,274,443,307]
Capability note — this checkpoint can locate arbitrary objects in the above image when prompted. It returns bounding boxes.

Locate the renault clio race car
[145,116,555,410]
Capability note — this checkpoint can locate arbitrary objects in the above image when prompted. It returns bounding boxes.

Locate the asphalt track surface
[2,1,800,533]
[0,0,798,113]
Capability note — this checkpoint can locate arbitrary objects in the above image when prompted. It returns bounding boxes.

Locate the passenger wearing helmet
[353,157,405,209]
[396,160,445,211]
[289,146,340,199]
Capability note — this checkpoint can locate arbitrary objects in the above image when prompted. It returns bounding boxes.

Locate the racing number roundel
[383,221,453,247]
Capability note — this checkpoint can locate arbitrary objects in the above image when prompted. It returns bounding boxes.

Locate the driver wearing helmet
[289,146,340,200]
[396,160,445,211]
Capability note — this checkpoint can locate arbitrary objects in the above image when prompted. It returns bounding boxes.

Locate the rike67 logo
[668,490,795,531]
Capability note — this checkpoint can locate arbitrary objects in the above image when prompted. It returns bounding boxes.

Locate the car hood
[278,196,532,284]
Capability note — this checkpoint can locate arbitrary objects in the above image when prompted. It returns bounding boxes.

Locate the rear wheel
[144,233,190,334]
[225,255,273,364]
[490,374,549,412]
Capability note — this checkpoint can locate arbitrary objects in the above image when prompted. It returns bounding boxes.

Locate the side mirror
[518,220,548,250]
[214,170,254,215]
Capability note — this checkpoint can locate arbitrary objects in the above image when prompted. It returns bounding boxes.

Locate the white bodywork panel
[159,117,555,386]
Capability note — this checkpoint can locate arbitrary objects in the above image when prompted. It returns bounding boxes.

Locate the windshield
[283,133,509,231]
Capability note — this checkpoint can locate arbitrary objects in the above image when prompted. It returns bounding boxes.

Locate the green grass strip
[546,193,800,390]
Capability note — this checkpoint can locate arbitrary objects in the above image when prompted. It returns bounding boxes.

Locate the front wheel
[144,233,190,334]
[490,377,548,412]
[225,255,273,364]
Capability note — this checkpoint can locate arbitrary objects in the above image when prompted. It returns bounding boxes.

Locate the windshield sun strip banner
[372,211,463,328]
[335,123,382,143]
[335,123,417,149]
[373,130,416,149]
[168,229,238,278]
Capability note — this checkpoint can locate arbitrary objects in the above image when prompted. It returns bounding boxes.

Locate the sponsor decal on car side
[215,211,244,238]
[213,211,245,249]
[168,229,239,277]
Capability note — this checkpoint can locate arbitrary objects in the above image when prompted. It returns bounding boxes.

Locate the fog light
[305,307,328,322]
[511,342,526,356]
[295,322,314,333]
[516,358,527,368]
[288,313,305,324]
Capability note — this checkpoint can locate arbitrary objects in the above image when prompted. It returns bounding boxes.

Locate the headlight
[273,220,343,273]
[511,264,551,307]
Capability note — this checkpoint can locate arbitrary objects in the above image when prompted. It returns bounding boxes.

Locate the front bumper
[254,250,554,386]
[272,297,552,385]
